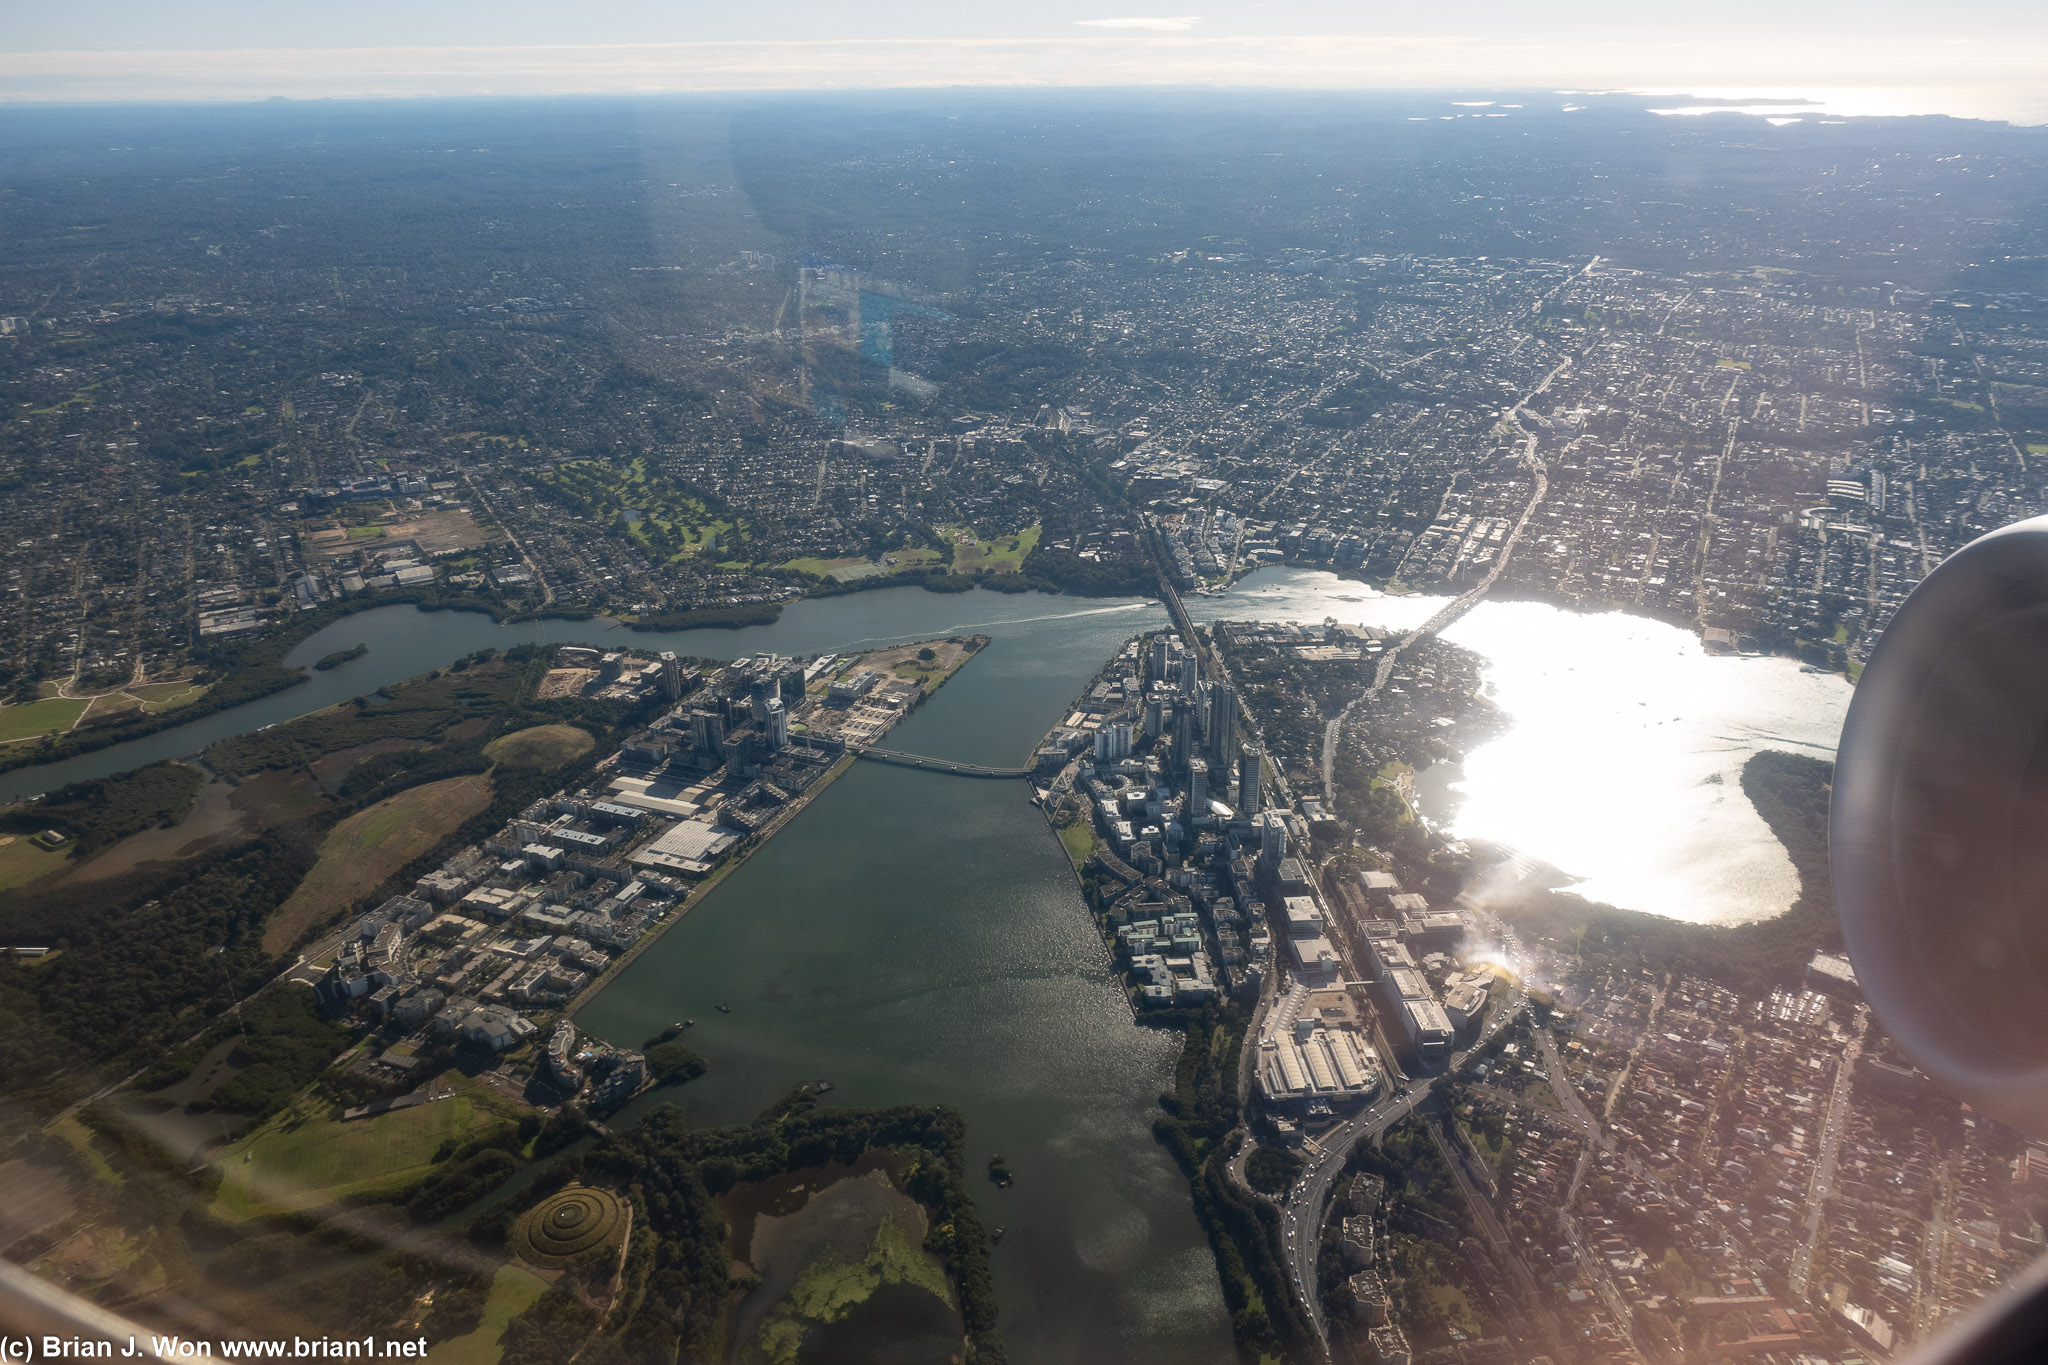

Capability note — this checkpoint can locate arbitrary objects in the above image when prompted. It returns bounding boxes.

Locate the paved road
[1276,987,1529,1345]
[857,746,1028,778]
[1791,1004,1869,1300]
[1317,359,1565,800]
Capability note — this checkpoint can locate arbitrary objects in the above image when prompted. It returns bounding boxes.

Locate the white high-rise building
[764,697,789,749]
[1259,808,1286,866]
[1094,721,1133,762]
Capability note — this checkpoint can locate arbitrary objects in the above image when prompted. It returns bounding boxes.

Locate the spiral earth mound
[515,1185,627,1266]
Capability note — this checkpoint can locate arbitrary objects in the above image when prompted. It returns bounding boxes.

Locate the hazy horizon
[4,2,2046,124]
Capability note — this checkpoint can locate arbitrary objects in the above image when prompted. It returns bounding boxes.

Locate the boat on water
[715,1002,732,1013]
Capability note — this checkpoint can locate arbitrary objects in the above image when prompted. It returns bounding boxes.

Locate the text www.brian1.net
[2,1338,431,1362]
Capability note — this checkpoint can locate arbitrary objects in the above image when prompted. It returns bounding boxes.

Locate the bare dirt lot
[385,509,491,555]
[303,509,491,561]
[863,637,980,686]
[537,667,598,699]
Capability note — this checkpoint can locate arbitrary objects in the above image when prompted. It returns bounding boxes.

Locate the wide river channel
[0,569,1855,1363]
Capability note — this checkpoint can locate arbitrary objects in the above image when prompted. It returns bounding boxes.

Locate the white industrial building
[1257,983,1381,1112]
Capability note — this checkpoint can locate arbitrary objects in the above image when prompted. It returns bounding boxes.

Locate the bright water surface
[0,570,1856,1361]
[0,570,1853,921]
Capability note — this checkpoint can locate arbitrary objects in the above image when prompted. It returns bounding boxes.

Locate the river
[1,571,1853,922]
[577,693,1233,1363]
[0,571,1854,1360]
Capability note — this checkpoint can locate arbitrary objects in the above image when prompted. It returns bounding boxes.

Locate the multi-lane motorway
[1275,983,1530,1346]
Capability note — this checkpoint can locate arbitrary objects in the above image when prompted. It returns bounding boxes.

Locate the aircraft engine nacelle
[1834,513,2048,1138]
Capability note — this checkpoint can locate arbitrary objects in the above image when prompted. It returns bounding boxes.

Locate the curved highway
[1276,984,1529,1344]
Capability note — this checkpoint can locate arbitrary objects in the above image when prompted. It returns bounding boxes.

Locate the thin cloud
[1075,16,1202,31]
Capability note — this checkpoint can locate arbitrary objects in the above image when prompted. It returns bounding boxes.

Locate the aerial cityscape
[3,85,2048,1365]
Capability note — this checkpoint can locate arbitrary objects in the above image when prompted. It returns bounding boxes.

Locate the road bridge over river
[856,746,1030,778]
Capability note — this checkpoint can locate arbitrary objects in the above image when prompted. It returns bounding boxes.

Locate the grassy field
[261,773,494,955]
[426,1264,549,1365]
[132,680,209,712]
[781,546,946,580]
[483,723,594,769]
[215,1093,503,1218]
[0,681,208,741]
[0,696,90,743]
[0,836,71,890]
[945,523,1041,574]
[80,692,143,723]
[780,554,880,580]
[1057,818,1099,869]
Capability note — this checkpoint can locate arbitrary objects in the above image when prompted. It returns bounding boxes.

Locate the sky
[3,0,2046,116]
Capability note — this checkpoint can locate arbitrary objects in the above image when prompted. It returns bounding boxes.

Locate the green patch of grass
[49,1114,122,1188]
[944,523,1041,575]
[80,692,143,724]
[215,1093,498,1219]
[426,1264,549,1365]
[1057,818,1099,869]
[1715,358,1752,370]
[347,525,386,540]
[484,724,594,770]
[127,680,202,704]
[0,836,70,890]
[0,696,89,743]
[134,681,209,713]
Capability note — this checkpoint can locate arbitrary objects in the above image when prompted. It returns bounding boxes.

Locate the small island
[311,642,369,671]
[987,1153,1014,1187]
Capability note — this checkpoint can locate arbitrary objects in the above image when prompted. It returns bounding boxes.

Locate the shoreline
[563,751,858,1022]
[0,576,1135,791]
[565,636,988,1026]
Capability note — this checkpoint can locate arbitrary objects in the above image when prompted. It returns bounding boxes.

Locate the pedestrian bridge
[857,746,1029,779]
